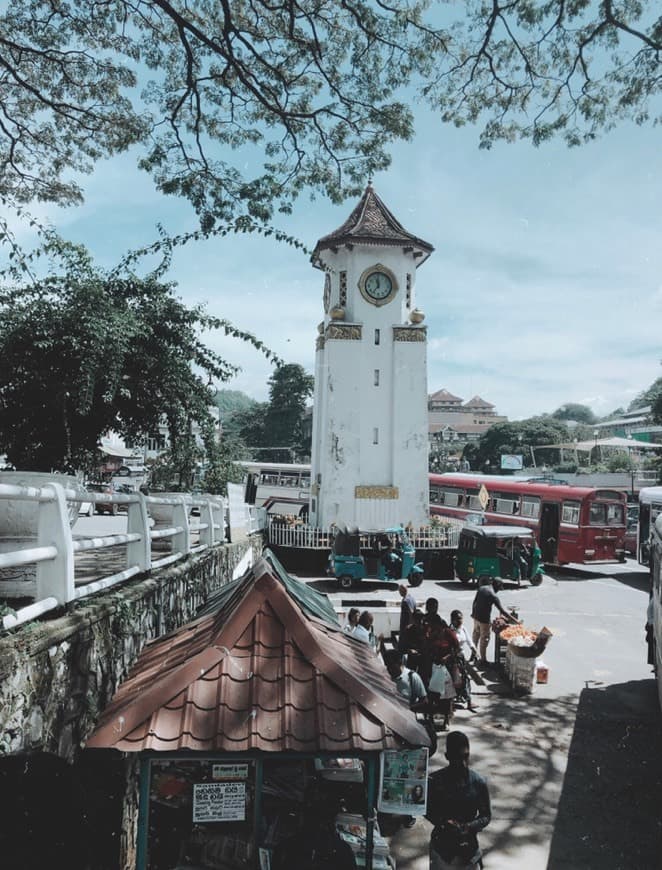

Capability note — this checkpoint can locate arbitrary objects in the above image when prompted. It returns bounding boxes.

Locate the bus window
[521,496,540,519]
[494,493,518,515]
[429,486,441,504]
[300,475,311,488]
[261,473,280,485]
[562,501,581,524]
[467,492,482,511]
[280,473,300,487]
[589,503,607,525]
[606,503,625,525]
[441,487,462,507]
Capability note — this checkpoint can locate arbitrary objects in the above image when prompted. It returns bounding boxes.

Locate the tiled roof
[429,389,463,403]
[86,558,429,754]
[312,185,433,266]
[463,395,495,409]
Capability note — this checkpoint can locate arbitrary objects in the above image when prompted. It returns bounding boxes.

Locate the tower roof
[312,184,434,267]
[464,395,495,409]
[429,388,463,404]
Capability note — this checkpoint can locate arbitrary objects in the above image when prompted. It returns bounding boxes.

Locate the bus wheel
[338,575,354,590]
[530,573,543,586]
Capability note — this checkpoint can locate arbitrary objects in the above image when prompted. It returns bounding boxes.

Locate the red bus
[429,473,627,565]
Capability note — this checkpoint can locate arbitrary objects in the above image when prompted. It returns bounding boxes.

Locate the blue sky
[14,106,662,421]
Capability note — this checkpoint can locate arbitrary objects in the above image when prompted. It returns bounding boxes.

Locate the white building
[309,185,433,529]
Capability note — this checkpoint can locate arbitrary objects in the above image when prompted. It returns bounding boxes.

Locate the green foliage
[552,403,597,425]
[470,417,569,471]
[631,375,662,418]
[0,237,276,472]
[2,1,659,222]
[214,390,258,416]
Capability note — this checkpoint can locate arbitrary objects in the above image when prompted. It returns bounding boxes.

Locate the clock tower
[309,184,434,530]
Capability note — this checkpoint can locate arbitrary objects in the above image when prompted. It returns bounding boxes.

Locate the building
[427,388,507,448]
[309,184,433,529]
[593,405,662,444]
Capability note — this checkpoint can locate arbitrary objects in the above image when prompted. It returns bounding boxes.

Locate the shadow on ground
[547,678,662,870]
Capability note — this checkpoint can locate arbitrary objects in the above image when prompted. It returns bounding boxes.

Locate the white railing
[266,518,462,551]
[0,483,243,632]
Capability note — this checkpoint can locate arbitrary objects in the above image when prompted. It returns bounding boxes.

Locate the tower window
[374,328,380,345]
[406,273,412,308]
[339,271,347,307]
[374,369,380,386]
[373,428,379,445]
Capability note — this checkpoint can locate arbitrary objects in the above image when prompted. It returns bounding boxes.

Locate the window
[521,496,541,519]
[373,428,379,445]
[374,328,380,345]
[429,485,441,504]
[300,475,311,488]
[607,503,624,525]
[339,271,347,306]
[493,492,517,515]
[562,501,581,524]
[589,503,606,525]
[279,473,299,487]
[374,369,380,386]
[440,487,462,507]
[468,494,483,511]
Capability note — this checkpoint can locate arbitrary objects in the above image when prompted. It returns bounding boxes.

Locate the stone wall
[0,537,263,760]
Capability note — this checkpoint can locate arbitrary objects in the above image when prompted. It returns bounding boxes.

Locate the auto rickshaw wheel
[408,571,423,588]
[530,573,543,586]
[338,575,354,590]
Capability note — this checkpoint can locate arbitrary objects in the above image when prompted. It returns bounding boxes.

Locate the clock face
[364,271,393,300]
[358,264,398,305]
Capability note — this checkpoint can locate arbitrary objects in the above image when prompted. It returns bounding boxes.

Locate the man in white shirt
[450,610,479,712]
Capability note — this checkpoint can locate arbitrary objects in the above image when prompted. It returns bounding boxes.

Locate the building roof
[86,556,429,754]
[429,389,463,404]
[312,184,433,267]
[463,395,495,409]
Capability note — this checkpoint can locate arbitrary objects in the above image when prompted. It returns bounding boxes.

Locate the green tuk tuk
[455,525,543,587]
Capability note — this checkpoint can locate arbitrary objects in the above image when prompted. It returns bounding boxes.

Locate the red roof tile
[429,388,463,403]
[463,395,495,409]
[86,559,429,754]
[312,185,433,266]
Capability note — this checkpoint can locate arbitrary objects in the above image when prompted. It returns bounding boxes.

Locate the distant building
[593,406,662,444]
[427,388,507,448]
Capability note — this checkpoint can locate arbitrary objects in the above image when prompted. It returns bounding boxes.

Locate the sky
[14,105,662,422]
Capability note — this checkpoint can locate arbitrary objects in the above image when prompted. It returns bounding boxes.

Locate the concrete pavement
[303,561,662,869]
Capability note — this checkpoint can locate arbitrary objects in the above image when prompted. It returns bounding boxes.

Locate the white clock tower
[309,185,434,530]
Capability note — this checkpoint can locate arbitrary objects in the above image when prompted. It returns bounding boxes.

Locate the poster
[193,781,246,822]
[377,747,428,816]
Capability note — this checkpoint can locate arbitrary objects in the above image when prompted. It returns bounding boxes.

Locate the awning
[99,444,136,458]
[534,438,661,453]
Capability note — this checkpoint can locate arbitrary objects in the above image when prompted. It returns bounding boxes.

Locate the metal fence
[0,482,239,632]
[266,517,462,551]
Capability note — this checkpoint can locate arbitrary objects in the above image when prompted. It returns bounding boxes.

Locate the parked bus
[648,513,662,711]
[638,486,662,566]
[429,472,627,565]
[239,461,311,511]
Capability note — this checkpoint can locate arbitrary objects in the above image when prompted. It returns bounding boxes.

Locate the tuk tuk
[455,525,544,587]
[328,525,424,590]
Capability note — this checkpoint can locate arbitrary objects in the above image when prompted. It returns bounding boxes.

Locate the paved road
[297,561,662,869]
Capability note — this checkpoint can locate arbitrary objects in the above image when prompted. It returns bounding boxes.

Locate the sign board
[478,484,489,510]
[193,781,246,822]
[212,763,249,781]
[377,747,429,815]
[501,454,524,470]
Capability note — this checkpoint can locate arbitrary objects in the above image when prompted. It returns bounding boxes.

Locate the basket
[507,626,553,659]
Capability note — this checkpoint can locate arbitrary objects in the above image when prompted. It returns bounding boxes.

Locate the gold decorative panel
[327,323,362,340]
[393,326,426,342]
[355,485,399,500]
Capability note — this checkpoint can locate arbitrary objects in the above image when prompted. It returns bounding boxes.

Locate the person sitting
[272,794,357,870]
[343,607,360,635]
[381,544,403,579]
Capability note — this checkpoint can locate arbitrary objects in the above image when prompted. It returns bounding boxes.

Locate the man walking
[425,731,491,869]
[398,583,417,651]
[470,579,518,665]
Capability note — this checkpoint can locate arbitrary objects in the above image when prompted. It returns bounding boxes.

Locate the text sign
[193,781,246,822]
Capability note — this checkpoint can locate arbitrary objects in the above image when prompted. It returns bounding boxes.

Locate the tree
[552,403,597,425]
[0,0,425,221]
[0,240,275,472]
[630,375,662,415]
[424,2,662,148]
[1,2,659,225]
[263,364,315,460]
[470,417,569,471]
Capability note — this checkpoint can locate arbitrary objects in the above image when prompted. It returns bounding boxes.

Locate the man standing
[470,579,517,665]
[449,610,479,711]
[425,731,491,869]
[398,584,417,650]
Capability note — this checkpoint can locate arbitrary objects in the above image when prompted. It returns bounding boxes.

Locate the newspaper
[377,747,429,816]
